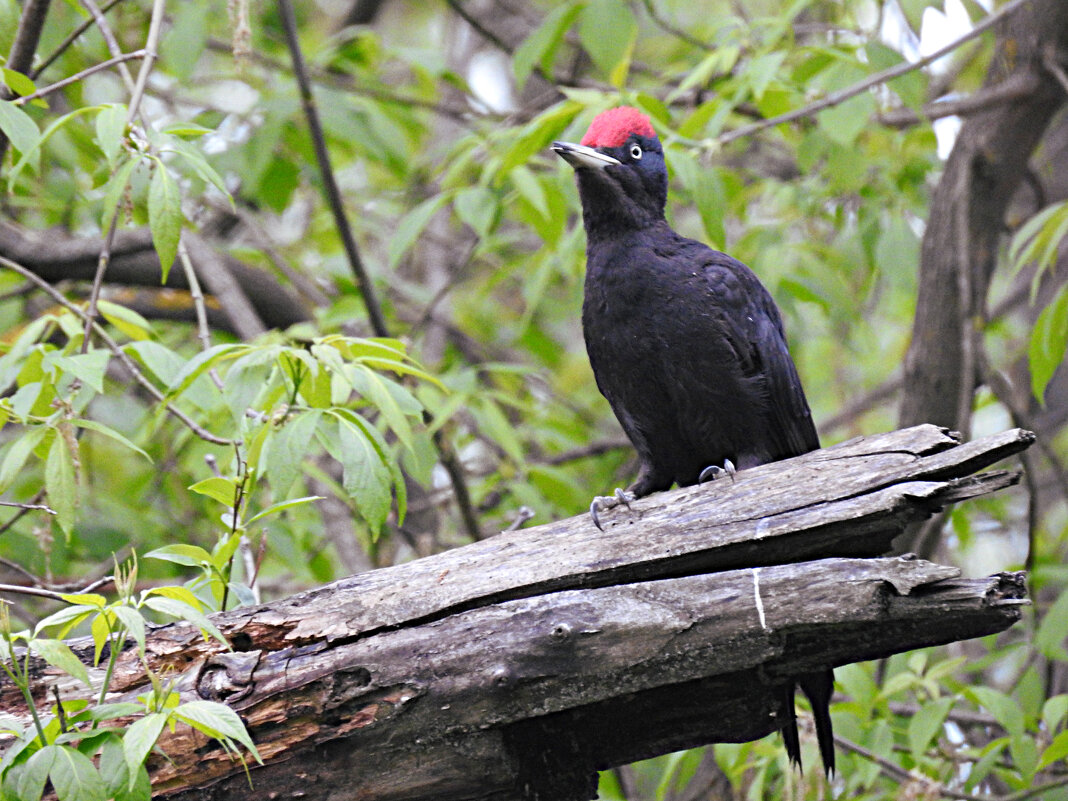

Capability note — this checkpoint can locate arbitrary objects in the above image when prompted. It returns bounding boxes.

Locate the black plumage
[553,106,834,776]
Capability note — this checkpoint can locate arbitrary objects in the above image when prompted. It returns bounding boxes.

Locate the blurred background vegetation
[0,0,1066,797]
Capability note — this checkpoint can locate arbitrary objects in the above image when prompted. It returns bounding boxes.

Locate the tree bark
[900,0,1068,433]
[0,425,1033,800]
[0,222,310,332]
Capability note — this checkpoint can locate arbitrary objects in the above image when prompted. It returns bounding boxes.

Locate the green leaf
[50,350,110,393]
[172,700,262,762]
[388,194,449,270]
[263,410,320,498]
[45,433,77,536]
[512,3,582,88]
[188,476,240,507]
[323,413,392,535]
[1040,730,1068,769]
[143,585,205,611]
[354,366,414,451]
[99,156,139,230]
[34,605,95,639]
[907,695,954,760]
[11,105,98,182]
[125,340,185,386]
[94,104,127,168]
[166,343,246,396]
[0,426,48,493]
[0,99,39,159]
[817,92,877,147]
[1,68,36,97]
[579,0,637,76]
[29,639,90,687]
[69,419,152,462]
[97,299,155,341]
[49,745,106,801]
[148,166,182,282]
[20,745,57,801]
[510,166,549,219]
[1029,283,1068,405]
[453,186,498,238]
[165,138,231,202]
[110,605,147,653]
[160,122,213,138]
[969,687,1025,738]
[246,495,323,525]
[1043,694,1068,732]
[142,596,227,645]
[144,543,214,567]
[122,713,167,790]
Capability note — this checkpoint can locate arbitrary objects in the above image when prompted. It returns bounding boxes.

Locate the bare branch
[277,0,389,339]
[79,0,137,92]
[0,0,53,165]
[878,72,1041,128]
[12,50,146,105]
[31,0,126,79]
[0,501,55,514]
[718,0,1033,145]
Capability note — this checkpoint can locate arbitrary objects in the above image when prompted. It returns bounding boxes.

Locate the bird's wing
[663,239,819,461]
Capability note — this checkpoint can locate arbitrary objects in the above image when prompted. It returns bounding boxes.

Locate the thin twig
[82,213,122,354]
[1000,774,1068,801]
[0,254,237,446]
[12,50,146,105]
[124,0,166,128]
[0,488,47,536]
[31,0,127,79]
[277,0,389,338]
[639,0,709,50]
[0,500,56,514]
[80,0,138,92]
[718,0,1032,145]
[177,237,225,390]
[0,583,70,601]
[0,555,113,594]
[182,234,267,340]
[1042,48,1068,96]
[878,72,1041,128]
[833,734,988,801]
[444,0,513,54]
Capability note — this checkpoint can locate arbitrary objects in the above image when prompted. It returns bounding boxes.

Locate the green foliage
[0,0,1063,798]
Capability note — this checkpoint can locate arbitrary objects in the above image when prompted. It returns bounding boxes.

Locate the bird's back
[582,223,817,492]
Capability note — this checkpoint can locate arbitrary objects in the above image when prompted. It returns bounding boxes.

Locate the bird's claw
[699,458,736,484]
[590,487,635,531]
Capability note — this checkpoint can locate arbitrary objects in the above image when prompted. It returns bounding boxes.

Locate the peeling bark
[0,425,1033,801]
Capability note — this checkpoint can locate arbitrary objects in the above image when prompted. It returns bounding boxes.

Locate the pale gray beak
[552,141,622,170]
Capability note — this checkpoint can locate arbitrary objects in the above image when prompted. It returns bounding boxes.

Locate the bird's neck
[576,177,665,243]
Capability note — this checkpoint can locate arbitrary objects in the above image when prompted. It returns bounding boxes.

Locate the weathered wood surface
[3,425,1034,800]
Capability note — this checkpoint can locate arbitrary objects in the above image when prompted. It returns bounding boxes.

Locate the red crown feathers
[580,106,657,148]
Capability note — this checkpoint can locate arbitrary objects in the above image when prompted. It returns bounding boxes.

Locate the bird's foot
[590,487,635,531]
[698,459,736,484]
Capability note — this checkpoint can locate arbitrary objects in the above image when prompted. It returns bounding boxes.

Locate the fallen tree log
[3,425,1034,800]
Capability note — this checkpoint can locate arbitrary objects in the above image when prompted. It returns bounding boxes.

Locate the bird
[552,106,835,776]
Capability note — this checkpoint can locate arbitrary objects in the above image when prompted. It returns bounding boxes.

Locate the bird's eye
[629,144,642,160]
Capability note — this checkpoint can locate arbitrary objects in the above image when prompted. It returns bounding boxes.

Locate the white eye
[629,144,642,160]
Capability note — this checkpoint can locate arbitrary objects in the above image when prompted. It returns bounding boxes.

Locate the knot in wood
[550,622,572,641]
[197,650,261,703]
[491,666,514,688]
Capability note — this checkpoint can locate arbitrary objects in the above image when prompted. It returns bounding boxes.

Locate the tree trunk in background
[900,0,1068,435]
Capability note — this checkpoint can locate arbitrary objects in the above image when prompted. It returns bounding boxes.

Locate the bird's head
[553,106,668,236]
